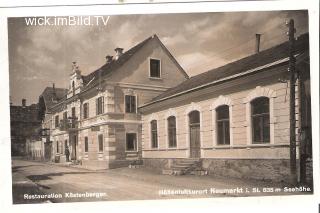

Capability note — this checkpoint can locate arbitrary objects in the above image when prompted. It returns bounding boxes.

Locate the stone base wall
[81,159,136,170]
[143,158,296,183]
[202,159,292,183]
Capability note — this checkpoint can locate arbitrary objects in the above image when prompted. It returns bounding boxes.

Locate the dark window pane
[84,137,88,152]
[98,135,103,152]
[217,121,224,145]
[150,59,160,78]
[168,116,177,147]
[251,97,269,115]
[263,115,270,142]
[83,103,89,119]
[189,111,200,125]
[252,116,262,142]
[225,121,230,144]
[125,95,136,113]
[251,97,270,143]
[151,120,158,148]
[126,133,136,151]
[216,105,229,120]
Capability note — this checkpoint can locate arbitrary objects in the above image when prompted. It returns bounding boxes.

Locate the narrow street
[12,159,310,204]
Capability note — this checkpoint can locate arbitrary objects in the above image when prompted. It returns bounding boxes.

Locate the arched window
[167,116,177,148]
[150,120,158,148]
[216,105,230,145]
[251,97,270,143]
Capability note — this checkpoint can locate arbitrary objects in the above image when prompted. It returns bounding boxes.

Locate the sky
[8,10,308,105]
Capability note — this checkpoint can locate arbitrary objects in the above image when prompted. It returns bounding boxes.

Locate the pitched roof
[81,34,188,87]
[39,87,68,111]
[145,33,309,105]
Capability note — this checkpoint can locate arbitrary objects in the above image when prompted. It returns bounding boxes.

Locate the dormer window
[149,58,161,78]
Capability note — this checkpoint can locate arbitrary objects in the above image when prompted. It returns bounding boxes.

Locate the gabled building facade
[47,35,189,169]
[139,33,311,183]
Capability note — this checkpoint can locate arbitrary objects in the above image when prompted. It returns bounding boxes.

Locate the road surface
[11,159,311,204]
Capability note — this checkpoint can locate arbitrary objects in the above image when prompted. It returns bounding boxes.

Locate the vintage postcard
[1,1,318,211]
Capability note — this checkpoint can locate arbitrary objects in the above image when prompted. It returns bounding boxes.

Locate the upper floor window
[98,134,104,152]
[126,133,137,151]
[72,81,75,96]
[125,95,136,113]
[83,103,89,119]
[167,116,177,148]
[84,137,89,153]
[96,97,104,115]
[149,58,161,78]
[216,105,230,145]
[55,115,59,128]
[150,120,158,148]
[251,97,270,144]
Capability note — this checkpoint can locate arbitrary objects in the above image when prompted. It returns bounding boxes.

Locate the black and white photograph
[6,7,315,206]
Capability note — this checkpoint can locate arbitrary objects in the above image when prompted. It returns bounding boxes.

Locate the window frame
[216,105,230,145]
[98,134,104,153]
[251,97,270,144]
[167,116,177,148]
[125,95,137,114]
[149,58,161,79]
[55,115,59,128]
[83,102,89,119]
[150,120,158,149]
[84,136,89,153]
[126,132,137,152]
[96,96,104,115]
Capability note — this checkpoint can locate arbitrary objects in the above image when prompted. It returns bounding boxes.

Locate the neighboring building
[10,99,41,156]
[38,85,68,161]
[139,33,311,183]
[47,34,189,169]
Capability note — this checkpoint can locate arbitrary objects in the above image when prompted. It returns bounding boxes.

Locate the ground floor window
[126,133,137,151]
[84,137,89,153]
[98,134,104,152]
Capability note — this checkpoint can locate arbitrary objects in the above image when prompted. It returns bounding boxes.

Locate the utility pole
[287,19,297,184]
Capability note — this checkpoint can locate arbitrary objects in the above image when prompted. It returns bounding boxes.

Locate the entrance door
[189,110,200,158]
[71,135,77,160]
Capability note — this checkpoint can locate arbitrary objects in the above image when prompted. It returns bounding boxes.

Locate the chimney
[22,99,26,107]
[114,47,124,60]
[255,34,261,53]
[105,55,113,63]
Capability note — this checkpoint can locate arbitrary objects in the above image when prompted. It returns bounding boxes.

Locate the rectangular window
[125,95,136,113]
[149,58,161,78]
[151,120,158,148]
[84,137,89,153]
[55,115,59,128]
[168,116,177,148]
[83,103,89,119]
[216,105,230,145]
[96,97,104,115]
[251,97,270,144]
[98,134,103,152]
[126,133,137,151]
